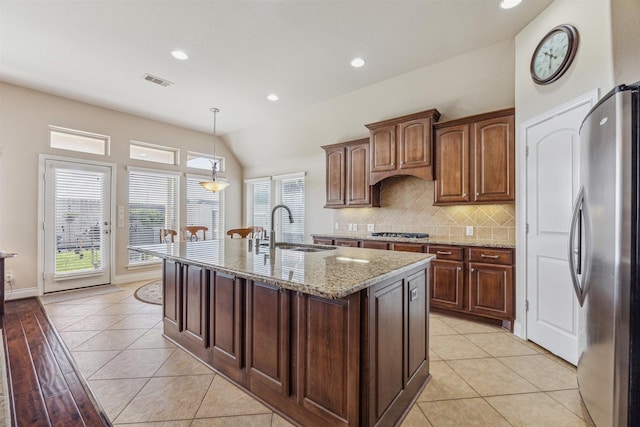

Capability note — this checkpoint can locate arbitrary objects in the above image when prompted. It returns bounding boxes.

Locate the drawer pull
[480,254,500,259]
[437,251,453,255]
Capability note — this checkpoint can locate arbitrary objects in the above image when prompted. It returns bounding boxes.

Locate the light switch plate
[335,222,339,230]
[367,224,375,232]
[353,224,358,232]
[348,224,353,231]
[466,226,474,236]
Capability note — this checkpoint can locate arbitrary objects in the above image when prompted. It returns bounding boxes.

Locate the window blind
[246,178,271,233]
[275,174,305,244]
[187,175,225,239]
[128,169,179,264]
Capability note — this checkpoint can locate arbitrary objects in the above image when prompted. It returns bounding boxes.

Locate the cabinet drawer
[334,239,361,248]
[313,238,334,245]
[468,247,512,265]
[428,245,464,261]
[361,240,389,250]
[392,242,426,253]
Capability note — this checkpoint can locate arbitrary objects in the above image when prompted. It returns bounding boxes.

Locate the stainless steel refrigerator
[569,83,640,427]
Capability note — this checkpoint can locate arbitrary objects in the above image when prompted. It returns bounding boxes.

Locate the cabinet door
[210,272,245,385]
[163,260,181,331]
[407,270,428,384]
[430,260,465,311]
[398,117,433,171]
[346,141,372,206]
[472,115,515,202]
[324,145,346,207]
[468,262,513,320]
[246,281,290,396]
[435,124,470,204]
[370,125,397,172]
[182,265,208,350]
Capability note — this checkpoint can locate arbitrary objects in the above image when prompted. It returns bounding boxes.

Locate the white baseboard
[513,320,524,339]
[113,270,161,285]
[5,286,39,300]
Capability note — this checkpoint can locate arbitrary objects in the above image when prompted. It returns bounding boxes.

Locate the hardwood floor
[2,298,110,426]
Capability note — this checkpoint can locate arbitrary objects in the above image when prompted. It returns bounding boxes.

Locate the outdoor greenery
[56,250,102,273]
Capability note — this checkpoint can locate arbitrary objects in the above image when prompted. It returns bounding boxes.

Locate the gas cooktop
[370,232,429,239]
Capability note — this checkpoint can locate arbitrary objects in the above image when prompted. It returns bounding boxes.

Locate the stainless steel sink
[275,243,337,252]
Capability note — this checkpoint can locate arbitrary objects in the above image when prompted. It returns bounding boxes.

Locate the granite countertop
[312,233,515,249]
[129,239,433,299]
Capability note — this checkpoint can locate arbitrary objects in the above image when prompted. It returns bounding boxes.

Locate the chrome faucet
[270,204,294,249]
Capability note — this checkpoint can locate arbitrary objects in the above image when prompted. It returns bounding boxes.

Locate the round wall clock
[530,24,579,85]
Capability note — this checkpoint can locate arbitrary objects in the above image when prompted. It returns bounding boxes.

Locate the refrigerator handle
[568,186,586,307]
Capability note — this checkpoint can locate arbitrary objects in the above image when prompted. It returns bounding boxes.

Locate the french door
[43,159,112,293]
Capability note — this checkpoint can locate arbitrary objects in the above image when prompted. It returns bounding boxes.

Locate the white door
[43,159,112,292]
[525,94,595,365]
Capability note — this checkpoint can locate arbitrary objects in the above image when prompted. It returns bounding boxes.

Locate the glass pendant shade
[200,107,229,192]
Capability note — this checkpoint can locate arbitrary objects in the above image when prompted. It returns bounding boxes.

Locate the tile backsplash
[333,176,515,244]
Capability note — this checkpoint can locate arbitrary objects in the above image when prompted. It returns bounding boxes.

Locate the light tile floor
[42,281,594,426]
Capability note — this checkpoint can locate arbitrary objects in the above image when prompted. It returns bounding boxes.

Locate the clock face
[531,25,579,85]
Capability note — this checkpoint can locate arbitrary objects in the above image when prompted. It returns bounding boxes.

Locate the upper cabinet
[322,138,380,209]
[366,109,441,185]
[434,109,515,205]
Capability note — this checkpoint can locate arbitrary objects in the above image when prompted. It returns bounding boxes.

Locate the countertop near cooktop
[311,233,516,249]
[129,239,434,299]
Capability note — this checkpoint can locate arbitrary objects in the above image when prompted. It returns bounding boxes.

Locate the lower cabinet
[468,262,513,320]
[161,260,429,427]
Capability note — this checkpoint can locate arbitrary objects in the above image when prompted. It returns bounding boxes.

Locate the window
[246,173,305,243]
[187,151,225,172]
[128,168,179,264]
[245,178,271,233]
[49,126,109,156]
[187,175,225,239]
[275,173,305,244]
[130,140,179,165]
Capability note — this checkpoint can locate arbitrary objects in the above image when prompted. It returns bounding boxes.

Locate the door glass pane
[55,168,105,276]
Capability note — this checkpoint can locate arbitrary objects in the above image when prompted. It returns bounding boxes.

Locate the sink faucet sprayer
[270,204,294,249]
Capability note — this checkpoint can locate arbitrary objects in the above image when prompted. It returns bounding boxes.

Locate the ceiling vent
[142,73,173,87]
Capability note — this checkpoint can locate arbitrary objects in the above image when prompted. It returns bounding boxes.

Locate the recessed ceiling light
[267,94,279,101]
[500,0,522,9]
[171,50,189,60]
[350,57,366,68]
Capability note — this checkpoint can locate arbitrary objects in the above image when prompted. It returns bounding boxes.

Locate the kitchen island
[129,239,433,427]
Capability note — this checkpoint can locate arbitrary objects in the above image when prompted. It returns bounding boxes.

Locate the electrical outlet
[367,224,375,232]
[465,226,474,236]
[348,223,353,231]
[5,270,13,282]
[353,223,358,232]
[335,222,339,230]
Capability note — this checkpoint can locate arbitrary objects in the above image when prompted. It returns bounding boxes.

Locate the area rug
[134,280,163,305]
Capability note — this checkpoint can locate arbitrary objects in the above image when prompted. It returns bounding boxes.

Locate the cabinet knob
[476,192,480,196]
[470,267,475,273]
[462,193,467,197]
[457,266,462,271]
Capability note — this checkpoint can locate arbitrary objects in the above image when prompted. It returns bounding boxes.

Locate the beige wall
[611,0,640,85]
[0,82,242,295]
[513,0,615,335]
[236,40,518,241]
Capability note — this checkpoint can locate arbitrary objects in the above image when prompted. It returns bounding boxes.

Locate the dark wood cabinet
[160,257,430,427]
[163,260,181,333]
[366,109,441,185]
[434,124,470,204]
[429,245,465,311]
[391,242,426,253]
[468,247,514,321]
[335,238,360,248]
[182,264,209,358]
[246,281,290,397]
[313,237,334,245]
[323,139,380,208]
[434,108,515,205]
[209,272,244,384]
[361,240,389,250]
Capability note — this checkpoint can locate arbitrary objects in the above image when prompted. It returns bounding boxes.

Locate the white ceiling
[0,0,552,137]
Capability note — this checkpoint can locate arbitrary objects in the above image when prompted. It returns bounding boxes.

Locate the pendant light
[200,107,229,192]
